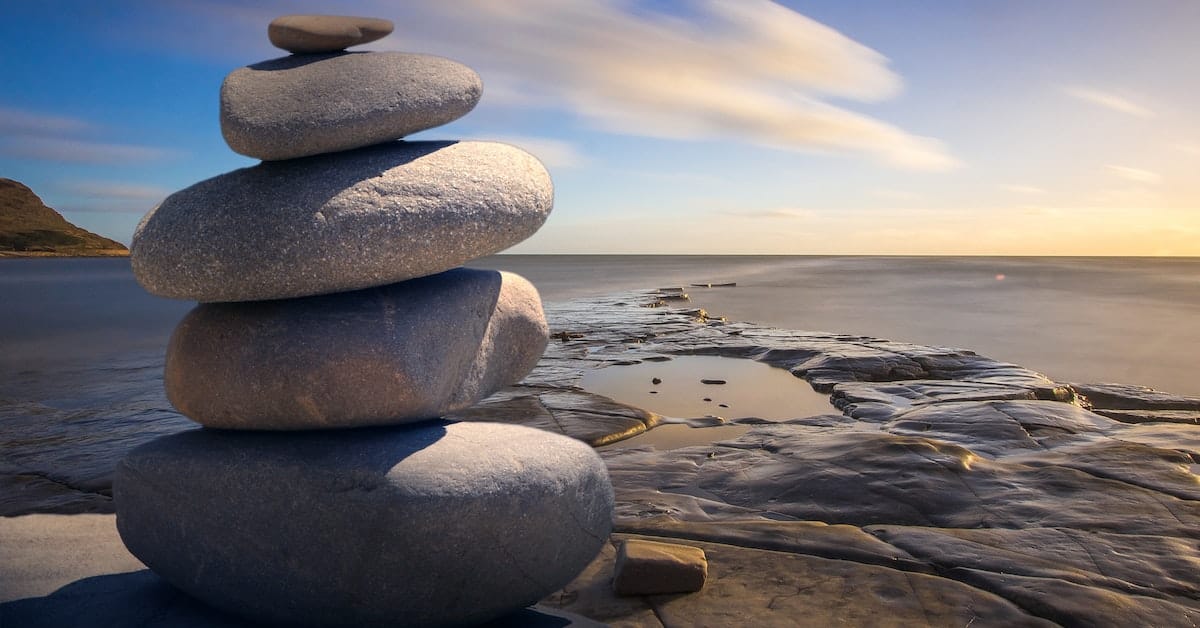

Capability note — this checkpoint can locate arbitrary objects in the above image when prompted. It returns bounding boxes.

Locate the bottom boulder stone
[114,421,614,628]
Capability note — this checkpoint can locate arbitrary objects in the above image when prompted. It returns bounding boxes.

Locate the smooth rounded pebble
[164,268,549,430]
[131,141,552,302]
[268,14,393,53]
[221,52,481,160]
[114,421,615,628]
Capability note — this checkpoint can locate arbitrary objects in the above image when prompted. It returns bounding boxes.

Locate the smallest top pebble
[268,15,394,54]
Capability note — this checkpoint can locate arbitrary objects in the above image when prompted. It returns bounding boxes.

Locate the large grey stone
[268,15,393,54]
[221,52,481,160]
[114,421,615,628]
[165,268,548,430]
[131,141,552,302]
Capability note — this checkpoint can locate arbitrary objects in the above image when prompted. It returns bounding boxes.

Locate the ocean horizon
[2,254,1197,397]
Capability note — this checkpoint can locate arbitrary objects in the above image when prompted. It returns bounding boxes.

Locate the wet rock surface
[4,291,1199,625]
[503,293,1198,625]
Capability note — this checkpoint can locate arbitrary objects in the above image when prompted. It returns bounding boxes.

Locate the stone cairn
[116,15,613,628]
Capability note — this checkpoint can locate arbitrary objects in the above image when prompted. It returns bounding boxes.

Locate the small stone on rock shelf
[613,539,707,596]
[702,397,712,402]
[651,377,662,385]
[268,15,393,53]
[701,379,727,385]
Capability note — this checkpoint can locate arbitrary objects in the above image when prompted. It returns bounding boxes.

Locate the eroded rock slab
[6,290,1199,625]
[222,52,481,160]
[115,421,613,628]
[544,534,1055,627]
[166,269,547,430]
[132,141,551,302]
[1073,382,1200,411]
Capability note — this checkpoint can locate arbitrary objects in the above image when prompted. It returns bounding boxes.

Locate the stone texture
[131,141,552,302]
[612,539,707,596]
[546,535,1055,627]
[448,388,659,447]
[165,268,548,430]
[0,517,603,628]
[9,290,1200,624]
[114,421,614,628]
[1072,381,1200,410]
[221,52,481,160]
[267,15,393,54]
[0,514,144,604]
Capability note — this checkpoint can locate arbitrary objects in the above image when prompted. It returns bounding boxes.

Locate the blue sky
[1,1,1197,254]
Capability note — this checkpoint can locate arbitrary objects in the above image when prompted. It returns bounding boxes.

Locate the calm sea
[485,255,1200,396]
[1,255,1198,399]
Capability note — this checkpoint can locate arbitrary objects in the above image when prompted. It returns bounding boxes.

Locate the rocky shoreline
[0,250,129,258]
[0,178,130,258]
[3,290,1200,625]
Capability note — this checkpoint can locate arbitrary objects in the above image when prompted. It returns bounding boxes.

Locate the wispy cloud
[722,207,814,220]
[61,181,172,201]
[176,0,958,171]
[1105,165,1162,185]
[0,105,181,165]
[1002,184,1046,194]
[58,203,155,214]
[1,137,178,164]
[613,169,723,185]
[0,106,93,135]
[872,189,923,202]
[1092,186,1161,206]
[1062,86,1154,118]
[474,135,587,169]
[1176,143,1200,156]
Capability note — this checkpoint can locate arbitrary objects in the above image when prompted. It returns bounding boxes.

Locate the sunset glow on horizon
[1,1,1196,255]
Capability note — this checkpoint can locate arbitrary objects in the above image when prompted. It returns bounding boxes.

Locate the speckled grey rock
[268,15,393,54]
[164,268,548,430]
[221,52,481,160]
[131,141,552,302]
[114,421,615,628]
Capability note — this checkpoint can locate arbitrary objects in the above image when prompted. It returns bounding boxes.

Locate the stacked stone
[116,15,613,628]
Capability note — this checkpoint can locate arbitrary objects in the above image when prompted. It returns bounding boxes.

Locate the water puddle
[581,355,833,450]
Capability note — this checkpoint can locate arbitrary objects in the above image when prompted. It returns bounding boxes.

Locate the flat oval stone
[131,141,552,302]
[114,421,615,628]
[164,269,549,430]
[221,52,481,160]
[268,15,393,54]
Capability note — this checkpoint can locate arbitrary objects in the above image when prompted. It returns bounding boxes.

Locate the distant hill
[0,178,129,257]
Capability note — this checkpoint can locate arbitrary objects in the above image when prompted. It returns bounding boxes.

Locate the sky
[1,0,1197,255]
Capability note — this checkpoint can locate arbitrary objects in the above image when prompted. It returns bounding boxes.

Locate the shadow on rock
[0,570,253,627]
[1,569,605,628]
